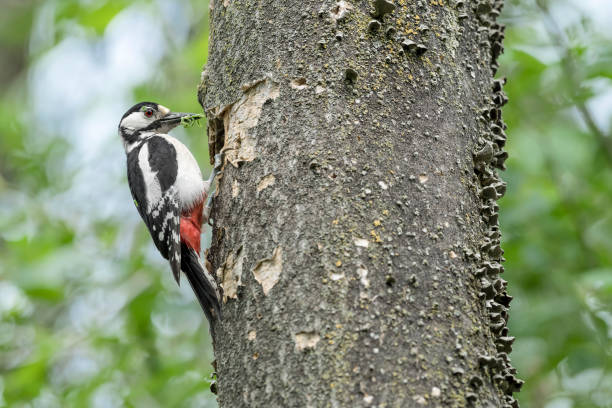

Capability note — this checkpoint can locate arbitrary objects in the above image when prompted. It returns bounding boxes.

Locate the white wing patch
[138,143,162,213]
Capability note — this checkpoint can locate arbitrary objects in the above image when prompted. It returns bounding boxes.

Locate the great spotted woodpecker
[118,102,221,330]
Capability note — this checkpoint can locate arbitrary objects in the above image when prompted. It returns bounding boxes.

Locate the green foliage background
[0,0,610,407]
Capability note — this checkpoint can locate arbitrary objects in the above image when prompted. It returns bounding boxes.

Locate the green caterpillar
[181,114,205,128]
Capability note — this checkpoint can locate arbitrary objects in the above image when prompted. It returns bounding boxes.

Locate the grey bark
[198,0,521,407]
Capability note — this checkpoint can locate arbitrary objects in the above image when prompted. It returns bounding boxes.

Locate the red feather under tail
[180,200,204,253]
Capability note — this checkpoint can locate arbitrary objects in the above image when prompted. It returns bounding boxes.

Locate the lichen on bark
[199,0,520,407]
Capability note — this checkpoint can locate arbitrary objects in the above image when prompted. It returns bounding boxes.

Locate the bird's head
[118,102,201,149]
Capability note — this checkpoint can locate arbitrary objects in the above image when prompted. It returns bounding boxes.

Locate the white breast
[163,135,206,211]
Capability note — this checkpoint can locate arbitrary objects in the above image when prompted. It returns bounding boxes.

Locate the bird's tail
[181,242,222,332]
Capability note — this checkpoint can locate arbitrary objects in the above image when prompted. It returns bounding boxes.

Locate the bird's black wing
[127,136,182,284]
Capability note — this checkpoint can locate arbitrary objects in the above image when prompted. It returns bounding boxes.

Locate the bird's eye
[144,109,154,118]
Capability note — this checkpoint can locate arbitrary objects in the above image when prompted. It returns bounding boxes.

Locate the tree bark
[198,0,521,407]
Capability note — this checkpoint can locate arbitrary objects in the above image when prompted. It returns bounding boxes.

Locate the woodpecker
[118,102,221,330]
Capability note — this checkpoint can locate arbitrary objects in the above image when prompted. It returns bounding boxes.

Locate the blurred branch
[537,1,612,164]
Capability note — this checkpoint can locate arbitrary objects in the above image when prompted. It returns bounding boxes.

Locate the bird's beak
[158,112,202,126]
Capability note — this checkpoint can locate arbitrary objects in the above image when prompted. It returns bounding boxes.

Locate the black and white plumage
[119,102,221,329]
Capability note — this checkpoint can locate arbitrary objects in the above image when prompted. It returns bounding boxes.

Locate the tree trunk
[198,0,521,407]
